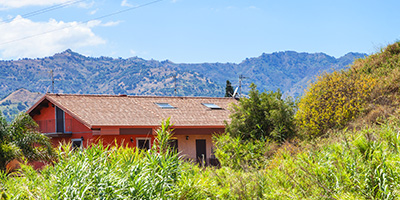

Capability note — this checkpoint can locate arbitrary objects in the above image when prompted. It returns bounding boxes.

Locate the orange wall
[174,134,214,162]
[32,102,55,122]
[32,101,224,165]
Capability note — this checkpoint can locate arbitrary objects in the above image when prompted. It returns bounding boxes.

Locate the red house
[27,94,237,164]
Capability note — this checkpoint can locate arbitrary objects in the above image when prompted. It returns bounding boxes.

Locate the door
[56,106,64,133]
[196,139,207,165]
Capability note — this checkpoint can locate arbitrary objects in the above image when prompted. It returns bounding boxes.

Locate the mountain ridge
[0,50,367,120]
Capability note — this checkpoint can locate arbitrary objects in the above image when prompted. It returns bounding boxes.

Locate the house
[27,94,237,165]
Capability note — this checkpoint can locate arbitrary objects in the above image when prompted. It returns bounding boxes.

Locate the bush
[296,70,376,136]
[226,83,296,142]
[213,133,276,170]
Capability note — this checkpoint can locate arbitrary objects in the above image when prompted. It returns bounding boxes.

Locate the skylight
[202,103,222,109]
[155,103,176,109]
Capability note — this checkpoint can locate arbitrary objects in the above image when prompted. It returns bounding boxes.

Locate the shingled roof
[28,94,238,128]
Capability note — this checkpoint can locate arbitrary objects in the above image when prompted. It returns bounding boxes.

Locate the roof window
[155,103,176,109]
[202,103,222,109]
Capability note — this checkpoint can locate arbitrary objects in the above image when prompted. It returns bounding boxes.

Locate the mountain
[0,49,367,120]
[0,88,43,121]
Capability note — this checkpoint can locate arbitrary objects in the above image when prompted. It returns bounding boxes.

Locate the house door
[56,106,64,133]
[196,139,207,165]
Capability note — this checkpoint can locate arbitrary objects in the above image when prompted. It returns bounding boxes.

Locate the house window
[202,103,222,109]
[155,103,176,109]
[137,138,151,150]
[71,138,82,150]
[55,106,65,133]
[120,128,152,135]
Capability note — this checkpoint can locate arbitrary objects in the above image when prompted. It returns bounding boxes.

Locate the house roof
[28,94,238,128]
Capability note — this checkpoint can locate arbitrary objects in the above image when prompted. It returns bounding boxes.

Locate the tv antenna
[50,70,55,93]
[238,74,248,98]
[232,87,239,98]
[170,74,177,96]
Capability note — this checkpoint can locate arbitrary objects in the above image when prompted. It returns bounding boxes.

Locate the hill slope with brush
[296,42,400,136]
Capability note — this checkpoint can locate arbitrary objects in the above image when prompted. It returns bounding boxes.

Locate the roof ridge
[45,93,236,99]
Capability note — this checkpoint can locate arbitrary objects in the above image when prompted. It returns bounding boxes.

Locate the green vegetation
[296,70,376,136]
[226,83,296,142]
[296,42,400,136]
[1,43,399,199]
[2,117,400,199]
[224,80,234,97]
[0,112,54,172]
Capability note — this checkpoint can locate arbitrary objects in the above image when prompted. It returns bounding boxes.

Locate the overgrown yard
[2,117,400,199]
[3,42,400,199]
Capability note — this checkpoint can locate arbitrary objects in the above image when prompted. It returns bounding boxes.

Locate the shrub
[296,70,376,136]
[226,83,296,142]
[213,133,276,170]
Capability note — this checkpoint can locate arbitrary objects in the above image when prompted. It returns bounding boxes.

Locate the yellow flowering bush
[296,70,376,136]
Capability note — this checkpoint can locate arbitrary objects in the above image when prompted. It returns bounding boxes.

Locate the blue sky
[0,0,399,63]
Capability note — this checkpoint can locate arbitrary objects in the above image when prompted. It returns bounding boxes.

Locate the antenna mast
[238,74,247,98]
[172,75,177,96]
[50,70,54,93]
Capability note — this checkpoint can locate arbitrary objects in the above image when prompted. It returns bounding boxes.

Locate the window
[71,138,82,150]
[155,103,176,109]
[120,128,152,135]
[55,106,65,133]
[202,103,222,109]
[137,138,151,150]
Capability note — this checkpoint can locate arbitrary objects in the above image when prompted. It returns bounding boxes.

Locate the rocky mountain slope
[0,49,367,120]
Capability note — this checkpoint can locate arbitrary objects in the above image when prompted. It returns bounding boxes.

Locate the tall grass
[2,117,400,199]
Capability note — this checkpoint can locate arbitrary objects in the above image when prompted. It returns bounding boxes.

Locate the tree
[225,83,296,142]
[224,80,234,97]
[0,112,54,172]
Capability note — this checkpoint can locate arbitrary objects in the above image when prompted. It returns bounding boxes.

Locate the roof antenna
[170,74,177,96]
[50,70,54,93]
[238,74,247,98]
[232,87,239,98]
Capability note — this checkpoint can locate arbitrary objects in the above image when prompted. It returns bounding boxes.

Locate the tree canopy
[224,80,234,97]
[225,83,296,142]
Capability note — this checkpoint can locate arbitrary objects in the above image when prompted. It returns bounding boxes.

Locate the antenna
[170,74,177,96]
[238,74,248,98]
[50,70,54,93]
[232,87,238,98]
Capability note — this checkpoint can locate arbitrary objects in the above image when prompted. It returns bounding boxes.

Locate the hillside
[0,50,366,120]
[296,41,400,136]
[0,89,43,121]
[0,50,366,99]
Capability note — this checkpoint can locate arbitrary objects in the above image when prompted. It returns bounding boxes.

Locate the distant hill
[0,88,43,121]
[0,49,366,98]
[0,49,367,120]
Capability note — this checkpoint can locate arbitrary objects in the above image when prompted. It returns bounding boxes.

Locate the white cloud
[0,0,70,9]
[0,16,106,59]
[0,0,94,10]
[121,0,133,7]
[130,50,136,55]
[101,21,121,27]
[89,9,98,15]
[77,0,94,9]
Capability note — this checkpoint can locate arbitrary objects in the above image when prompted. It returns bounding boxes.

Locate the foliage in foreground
[3,116,400,199]
[0,112,54,172]
[226,83,296,142]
